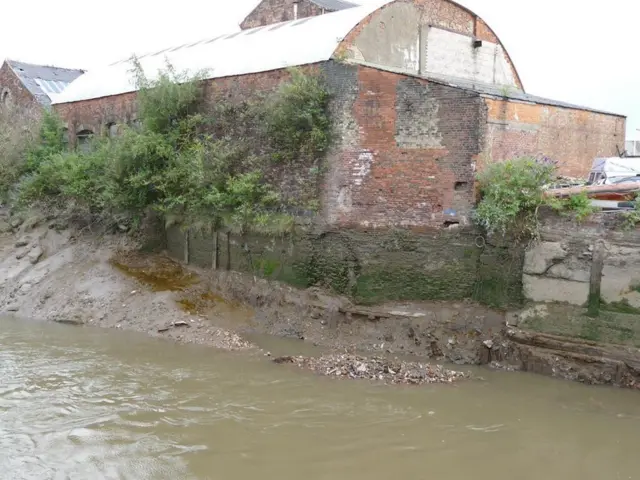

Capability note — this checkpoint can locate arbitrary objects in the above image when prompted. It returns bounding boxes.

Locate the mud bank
[0,211,638,390]
[0,215,252,351]
[202,267,640,389]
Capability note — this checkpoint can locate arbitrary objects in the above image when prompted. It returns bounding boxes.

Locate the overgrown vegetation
[474,156,596,242]
[621,193,640,230]
[518,304,640,347]
[549,190,597,222]
[0,103,43,201]
[7,61,332,234]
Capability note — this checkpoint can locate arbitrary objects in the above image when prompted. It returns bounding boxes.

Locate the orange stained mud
[110,255,200,292]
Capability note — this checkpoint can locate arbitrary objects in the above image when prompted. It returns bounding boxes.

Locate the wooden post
[184,228,190,264]
[587,240,605,317]
[226,232,231,271]
[212,230,218,270]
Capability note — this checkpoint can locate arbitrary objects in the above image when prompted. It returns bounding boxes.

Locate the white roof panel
[53,1,392,105]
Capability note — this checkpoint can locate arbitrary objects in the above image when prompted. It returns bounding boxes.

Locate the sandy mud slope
[0,214,252,351]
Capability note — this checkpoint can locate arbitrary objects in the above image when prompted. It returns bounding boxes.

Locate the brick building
[0,59,84,117]
[240,0,357,29]
[53,0,626,229]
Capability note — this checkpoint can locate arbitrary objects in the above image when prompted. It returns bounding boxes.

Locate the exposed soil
[0,208,639,390]
[0,214,253,351]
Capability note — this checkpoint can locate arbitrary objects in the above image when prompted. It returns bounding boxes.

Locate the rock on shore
[273,354,469,385]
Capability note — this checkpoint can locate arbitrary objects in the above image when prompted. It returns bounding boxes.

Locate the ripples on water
[0,317,639,480]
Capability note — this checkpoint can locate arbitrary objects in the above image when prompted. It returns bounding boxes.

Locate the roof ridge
[6,58,85,73]
[108,2,363,67]
[53,0,395,104]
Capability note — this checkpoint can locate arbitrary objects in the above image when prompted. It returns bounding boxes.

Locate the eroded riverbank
[0,213,639,390]
[0,217,470,386]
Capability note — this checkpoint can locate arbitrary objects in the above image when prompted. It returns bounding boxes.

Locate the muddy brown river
[1,317,639,480]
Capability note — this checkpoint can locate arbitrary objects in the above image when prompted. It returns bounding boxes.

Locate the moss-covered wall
[166,225,523,308]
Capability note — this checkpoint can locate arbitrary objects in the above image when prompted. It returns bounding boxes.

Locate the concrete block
[523,242,567,275]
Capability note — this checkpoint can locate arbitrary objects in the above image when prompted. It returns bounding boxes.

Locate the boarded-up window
[422,27,516,87]
[107,123,119,137]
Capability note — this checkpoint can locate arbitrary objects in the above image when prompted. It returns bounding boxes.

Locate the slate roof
[310,0,358,10]
[6,60,85,106]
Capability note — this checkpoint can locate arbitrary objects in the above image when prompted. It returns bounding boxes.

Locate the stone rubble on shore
[273,354,469,385]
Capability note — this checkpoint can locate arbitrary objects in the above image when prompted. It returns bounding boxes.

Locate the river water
[1,317,639,480]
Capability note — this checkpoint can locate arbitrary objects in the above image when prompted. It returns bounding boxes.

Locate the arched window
[76,129,94,152]
[1,89,10,108]
[107,122,119,137]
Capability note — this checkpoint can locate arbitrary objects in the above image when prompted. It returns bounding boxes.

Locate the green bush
[0,106,61,200]
[622,193,640,230]
[14,61,331,234]
[24,111,67,173]
[475,157,601,240]
[474,157,557,239]
[265,68,331,163]
[550,190,597,223]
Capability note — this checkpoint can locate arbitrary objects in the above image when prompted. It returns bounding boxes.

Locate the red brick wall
[54,61,485,229]
[483,98,626,178]
[54,91,138,144]
[53,66,313,143]
[54,69,309,144]
[324,62,485,228]
[240,0,324,29]
[0,62,40,118]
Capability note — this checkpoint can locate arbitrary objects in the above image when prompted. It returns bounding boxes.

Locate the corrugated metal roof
[310,0,358,11]
[53,0,392,105]
[6,60,85,106]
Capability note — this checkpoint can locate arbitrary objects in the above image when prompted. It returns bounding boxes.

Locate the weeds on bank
[474,156,596,242]
[5,60,332,235]
[0,103,43,201]
[549,190,597,223]
[621,193,640,230]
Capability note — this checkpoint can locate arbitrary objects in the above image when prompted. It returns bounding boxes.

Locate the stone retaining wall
[166,225,524,307]
[523,212,640,307]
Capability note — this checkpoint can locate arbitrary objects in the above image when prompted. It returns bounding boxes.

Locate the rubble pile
[273,354,469,385]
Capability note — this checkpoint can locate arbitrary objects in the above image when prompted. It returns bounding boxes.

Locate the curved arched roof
[53,0,393,104]
[53,0,523,105]
[437,0,524,90]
